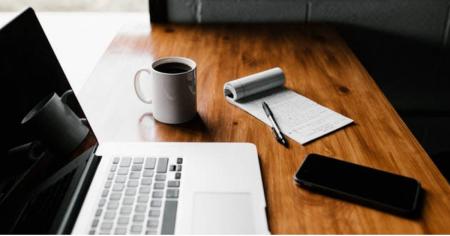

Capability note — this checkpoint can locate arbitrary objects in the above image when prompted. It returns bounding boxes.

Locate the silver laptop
[72,142,268,234]
[1,8,269,234]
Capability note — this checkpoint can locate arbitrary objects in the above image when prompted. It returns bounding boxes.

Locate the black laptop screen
[0,8,98,233]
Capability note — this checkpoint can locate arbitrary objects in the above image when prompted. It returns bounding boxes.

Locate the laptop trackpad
[192,192,255,234]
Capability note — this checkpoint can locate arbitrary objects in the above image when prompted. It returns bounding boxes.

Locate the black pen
[262,101,288,147]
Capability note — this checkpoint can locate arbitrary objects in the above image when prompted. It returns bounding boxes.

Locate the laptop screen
[0,8,98,233]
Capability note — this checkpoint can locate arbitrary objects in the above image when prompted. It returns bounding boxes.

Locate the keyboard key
[139,186,151,194]
[110,164,117,172]
[166,189,179,198]
[152,191,164,198]
[117,216,129,225]
[112,183,124,191]
[135,204,147,213]
[175,172,181,179]
[113,157,120,164]
[132,164,143,171]
[115,175,126,183]
[144,158,157,169]
[89,230,96,235]
[99,230,111,235]
[104,181,112,189]
[167,180,180,187]
[104,211,116,220]
[120,157,131,167]
[137,195,149,203]
[101,190,108,197]
[108,173,114,180]
[98,198,106,207]
[91,218,99,227]
[176,165,182,172]
[157,158,169,173]
[176,158,183,164]
[125,188,137,196]
[151,200,162,208]
[133,214,145,222]
[148,209,161,217]
[123,197,134,205]
[161,200,178,234]
[107,201,119,210]
[117,168,128,175]
[100,222,113,230]
[95,209,102,217]
[155,174,166,181]
[130,225,143,234]
[133,157,144,164]
[154,182,165,189]
[146,230,158,235]
[169,165,176,171]
[130,172,140,179]
[114,227,127,235]
[110,192,122,201]
[120,206,132,215]
[127,180,139,187]
[147,219,159,228]
[142,178,152,185]
[143,170,154,177]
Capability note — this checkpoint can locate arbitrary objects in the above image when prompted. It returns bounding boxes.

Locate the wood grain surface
[78,23,450,233]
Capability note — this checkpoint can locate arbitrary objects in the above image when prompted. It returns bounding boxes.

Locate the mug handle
[61,90,84,118]
[61,90,74,104]
[61,90,89,129]
[134,69,152,104]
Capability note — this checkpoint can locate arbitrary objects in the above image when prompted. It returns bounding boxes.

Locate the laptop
[0,8,269,234]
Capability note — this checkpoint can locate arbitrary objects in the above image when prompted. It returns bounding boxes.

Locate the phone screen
[295,154,421,214]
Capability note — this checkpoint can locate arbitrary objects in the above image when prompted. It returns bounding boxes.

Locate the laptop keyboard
[89,157,183,234]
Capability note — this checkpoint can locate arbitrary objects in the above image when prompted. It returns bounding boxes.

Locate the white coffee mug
[134,57,197,124]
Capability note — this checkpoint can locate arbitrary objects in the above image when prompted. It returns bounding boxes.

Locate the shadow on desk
[335,24,450,183]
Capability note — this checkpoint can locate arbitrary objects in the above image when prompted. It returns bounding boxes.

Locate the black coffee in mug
[154,62,192,74]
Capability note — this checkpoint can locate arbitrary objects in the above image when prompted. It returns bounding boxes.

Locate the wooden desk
[79,23,450,233]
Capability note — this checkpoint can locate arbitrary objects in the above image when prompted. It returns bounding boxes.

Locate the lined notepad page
[227,87,353,144]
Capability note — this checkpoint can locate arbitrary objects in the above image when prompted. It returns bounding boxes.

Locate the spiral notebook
[224,67,353,144]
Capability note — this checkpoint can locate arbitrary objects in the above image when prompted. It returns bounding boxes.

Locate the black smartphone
[294,154,422,217]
